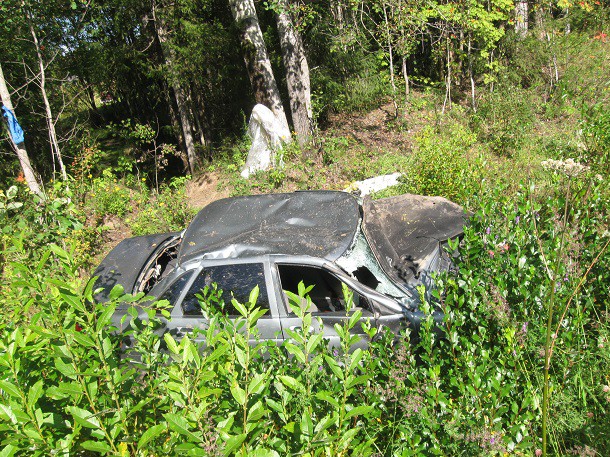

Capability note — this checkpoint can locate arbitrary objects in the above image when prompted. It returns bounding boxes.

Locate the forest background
[0,0,609,455]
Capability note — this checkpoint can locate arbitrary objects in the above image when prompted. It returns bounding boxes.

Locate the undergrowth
[1,161,609,455]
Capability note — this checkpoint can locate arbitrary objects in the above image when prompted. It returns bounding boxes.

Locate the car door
[168,261,283,345]
[273,263,375,350]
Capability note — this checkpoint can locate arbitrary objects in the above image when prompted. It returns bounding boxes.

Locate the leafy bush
[404,122,484,205]
[1,169,608,455]
[0,182,92,275]
[85,170,134,218]
[127,177,195,236]
[472,86,538,157]
[311,53,390,121]
[581,104,610,172]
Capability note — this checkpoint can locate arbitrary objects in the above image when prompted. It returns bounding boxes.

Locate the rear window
[181,263,270,317]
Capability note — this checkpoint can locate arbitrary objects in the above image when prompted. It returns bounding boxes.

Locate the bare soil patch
[325,101,417,154]
[186,170,230,210]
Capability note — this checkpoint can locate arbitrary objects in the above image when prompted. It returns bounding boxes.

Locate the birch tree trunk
[275,0,313,146]
[515,0,529,37]
[402,57,409,97]
[0,63,43,196]
[153,2,200,175]
[25,5,67,180]
[382,2,398,117]
[229,0,290,132]
[442,34,452,114]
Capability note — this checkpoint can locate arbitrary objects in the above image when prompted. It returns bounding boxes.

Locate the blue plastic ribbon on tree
[2,105,25,144]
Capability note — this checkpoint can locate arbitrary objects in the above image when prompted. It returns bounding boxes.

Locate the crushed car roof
[178,191,361,263]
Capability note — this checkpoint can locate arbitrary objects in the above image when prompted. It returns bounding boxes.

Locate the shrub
[472,86,537,157]
[581,104,610,173]
[86,170,134,218]
[404,121,484,205]
[128,177,195,236]
[1,165,608,456]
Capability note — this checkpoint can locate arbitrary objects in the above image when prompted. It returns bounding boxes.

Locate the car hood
[93,232,179,304]
[362,194,466,286]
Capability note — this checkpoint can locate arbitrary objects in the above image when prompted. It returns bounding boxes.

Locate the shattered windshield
[336,228,405,298]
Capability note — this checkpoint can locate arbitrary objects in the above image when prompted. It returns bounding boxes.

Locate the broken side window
[336,229,405,298]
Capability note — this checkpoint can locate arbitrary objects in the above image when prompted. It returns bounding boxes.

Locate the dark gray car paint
[362,194,466,286]
[93,232,179,305]
[178,191,360,264]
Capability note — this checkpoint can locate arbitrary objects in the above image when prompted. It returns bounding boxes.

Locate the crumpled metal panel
[93,232,178,304]
[362,194,466,286]
[178,191,360,263]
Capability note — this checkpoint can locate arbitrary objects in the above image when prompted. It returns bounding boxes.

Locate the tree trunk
[187,87,209,150]
[402,56,409,97]
[229,0,290,132]
[153,2,200,175]
[26,5,67,180]
[172,82,198,175]
[84,82,103,125]
[162,81,190,172]
[468,34,476,112]
[0,63,43,196]
[331,0,345,44]
[535,4,546,38]
[442,34,452,113]
[515,0,529,37]
[275,0,313,146]
[382,2,398,117]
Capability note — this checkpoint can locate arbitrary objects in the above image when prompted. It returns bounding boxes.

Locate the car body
[93,191,466,347]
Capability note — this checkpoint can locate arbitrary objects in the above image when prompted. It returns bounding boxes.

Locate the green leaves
[67,406,101,429]
[231,382,247,406]
[3,175,608,457]
[81,440,112,453]
[138,423,167,447]
[278,375,305,393]
[164,413,201,442]
[0,381,22,400]
[223,433,246,456]
[27,380,44,410]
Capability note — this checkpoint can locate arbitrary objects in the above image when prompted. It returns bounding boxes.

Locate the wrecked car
[93,191,466,346]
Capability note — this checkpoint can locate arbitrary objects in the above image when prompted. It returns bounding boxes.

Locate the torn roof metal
[178,191,361,263]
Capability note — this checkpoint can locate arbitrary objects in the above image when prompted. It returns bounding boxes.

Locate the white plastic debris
[241,104,292,178]
[344,173,402,196]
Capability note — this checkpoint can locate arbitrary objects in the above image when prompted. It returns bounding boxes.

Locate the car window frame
[170,258,279,320]
[272,261,377,318]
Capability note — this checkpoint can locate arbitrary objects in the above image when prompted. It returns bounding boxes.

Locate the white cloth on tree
[241,104,291,178]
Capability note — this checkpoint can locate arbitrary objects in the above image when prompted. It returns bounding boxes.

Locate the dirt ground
[180,101,420,206]
[185,170,230,210]
[326,102,415,154]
